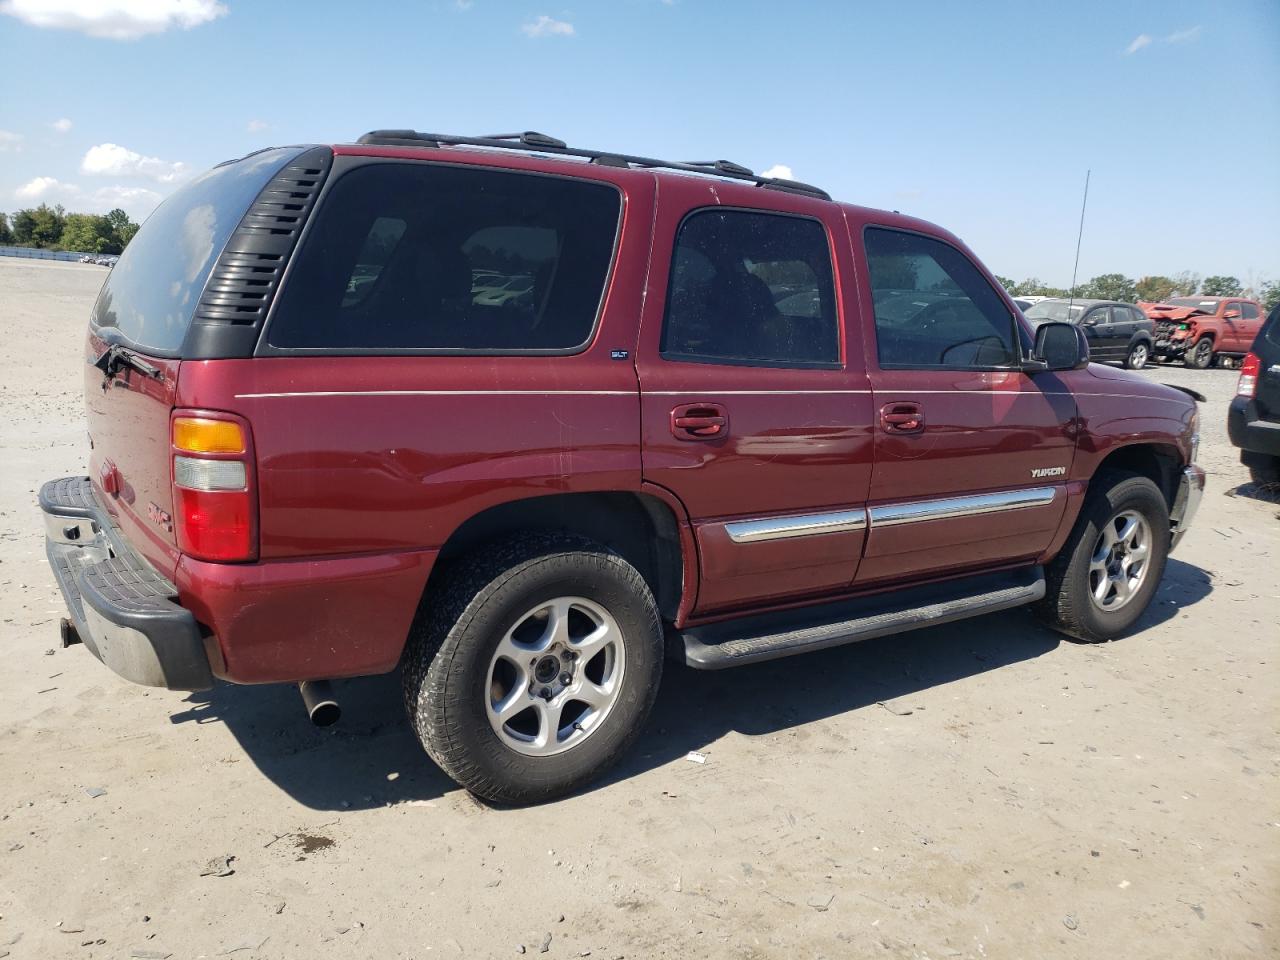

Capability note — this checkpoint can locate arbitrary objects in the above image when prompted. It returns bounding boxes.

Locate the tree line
[0,203,141,255]
[994,270,1280,312]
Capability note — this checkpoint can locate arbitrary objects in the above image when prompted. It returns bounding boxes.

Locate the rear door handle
[880,401,925,434]
[671,403,729,441]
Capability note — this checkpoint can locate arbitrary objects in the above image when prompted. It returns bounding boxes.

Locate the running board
[679,566,1045,669]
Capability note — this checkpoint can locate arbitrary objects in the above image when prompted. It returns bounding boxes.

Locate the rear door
[635,180,873,615]
[1236,301,1264,352]
[851,222,1074,585]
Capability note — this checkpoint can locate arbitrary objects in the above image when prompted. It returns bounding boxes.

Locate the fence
[0,245,100,262]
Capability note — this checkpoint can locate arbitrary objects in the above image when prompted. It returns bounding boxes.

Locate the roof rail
[354,129,831,201]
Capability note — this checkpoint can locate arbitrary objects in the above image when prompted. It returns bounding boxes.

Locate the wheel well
[1093,443,1182,510]
[431,492,684,621]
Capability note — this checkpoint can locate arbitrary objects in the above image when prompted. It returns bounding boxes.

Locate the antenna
[1067,169,1091,312]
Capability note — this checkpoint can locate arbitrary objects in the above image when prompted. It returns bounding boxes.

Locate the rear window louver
[184,146,332,358]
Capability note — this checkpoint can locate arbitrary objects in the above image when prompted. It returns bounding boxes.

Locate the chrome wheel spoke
[1093,573,1114,604]
[572,676,613,711]
[543,598,574,649]
[493,683,531,725]
[571,619,613,663]
[530,697,567,755]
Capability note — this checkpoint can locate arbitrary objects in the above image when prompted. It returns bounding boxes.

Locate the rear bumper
[1228,396,1280,456]
[40,477,213,691]
[1169,465,1205,551]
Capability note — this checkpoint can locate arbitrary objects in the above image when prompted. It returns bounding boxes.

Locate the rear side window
[90,147,304,355]
[267,163,621,352]
[1241,302,1259,320]
[660,209,839,367]
[864,227,1017,368]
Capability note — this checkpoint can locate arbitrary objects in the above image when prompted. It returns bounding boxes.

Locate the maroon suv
[41,131,1205,803]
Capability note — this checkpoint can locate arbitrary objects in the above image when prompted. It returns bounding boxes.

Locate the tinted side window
[1086,307,1111,325]
[268,163,621,352]
[864,228,1017,368]
[1241,302,1259,320]
[661,210,838,367]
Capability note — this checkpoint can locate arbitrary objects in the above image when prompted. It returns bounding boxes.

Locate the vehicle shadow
[1227,480,1280,506]
[172,559,1212,811]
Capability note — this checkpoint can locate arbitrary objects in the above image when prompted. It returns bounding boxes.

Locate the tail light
[171,413,256,562]
[1237,352,1261,398]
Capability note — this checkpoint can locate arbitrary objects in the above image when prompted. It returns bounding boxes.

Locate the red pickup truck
[1140,296,1266,368]
[41,133,1204,803]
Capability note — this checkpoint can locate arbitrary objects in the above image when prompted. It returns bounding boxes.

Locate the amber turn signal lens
[172,417,245,454]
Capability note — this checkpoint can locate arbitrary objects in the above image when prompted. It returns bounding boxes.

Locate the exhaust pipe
[60,618,82,648]
[299,680,341,727]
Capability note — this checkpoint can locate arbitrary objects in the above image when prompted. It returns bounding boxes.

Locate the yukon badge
[1030,466,1066,478]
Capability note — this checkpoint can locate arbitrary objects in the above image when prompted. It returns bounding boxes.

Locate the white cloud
[51,117,73,133]
[455,0,473,8]
[91,184,164,216]
[0,129,23,151]
[12,176,163,217]
[1125,25,1201,54]
[1124,33,1152,54]
[522,14,574,37]
[16,176,79,200]
[81,142,188,183]
[246,119,269,133]
[0,0,227,39]
[761,164,794,181]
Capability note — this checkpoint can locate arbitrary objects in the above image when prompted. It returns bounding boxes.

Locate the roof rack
[354,129,831,201]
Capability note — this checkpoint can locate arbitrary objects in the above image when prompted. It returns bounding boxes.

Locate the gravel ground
[0,257,1276,960]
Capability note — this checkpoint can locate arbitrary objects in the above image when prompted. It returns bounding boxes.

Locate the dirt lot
[1,257,1276,960]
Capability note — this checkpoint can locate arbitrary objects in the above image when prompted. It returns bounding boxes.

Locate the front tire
[402,535,663,804]
[1035,472,1170,642]
[1184,337,1215,369]
[1124,341,1150,370]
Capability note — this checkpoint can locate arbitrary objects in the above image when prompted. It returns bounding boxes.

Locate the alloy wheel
[1088,509,1152,612]
[485,597,625,756]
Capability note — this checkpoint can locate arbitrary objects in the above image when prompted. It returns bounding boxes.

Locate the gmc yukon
[41,131,1204,803]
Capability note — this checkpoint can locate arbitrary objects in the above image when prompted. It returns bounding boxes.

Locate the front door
[1082,306,1123,360]
[851,223,1075,585]
[635,180,873,616]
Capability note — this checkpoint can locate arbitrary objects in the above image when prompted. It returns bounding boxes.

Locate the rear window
[266,163,622,352]
[90,147,304,355]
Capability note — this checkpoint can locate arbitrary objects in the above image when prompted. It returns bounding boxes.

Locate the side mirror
[1026,321,1088,372]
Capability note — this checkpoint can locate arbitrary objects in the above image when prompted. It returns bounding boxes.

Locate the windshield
[1166,298,1219,313]
[1024,301,1084,322]
[90,146,305,356]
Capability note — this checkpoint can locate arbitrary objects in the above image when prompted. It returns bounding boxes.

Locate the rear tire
[1184,337,1215,369]
[1124,341,1150,370]
[1035,472,1170,642]
[402,534,663,804]
[1248,456,1280,487]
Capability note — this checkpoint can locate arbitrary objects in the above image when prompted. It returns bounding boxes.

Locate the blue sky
[2,0,1277,288]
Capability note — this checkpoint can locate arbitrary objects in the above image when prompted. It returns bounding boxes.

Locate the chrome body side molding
[725,509,868,544]
[723,486,1060,545]
[869,486,1058,528]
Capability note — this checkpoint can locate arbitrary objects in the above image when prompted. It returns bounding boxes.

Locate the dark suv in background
[1229,303,1280,485]
[1024,298,1156,369]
